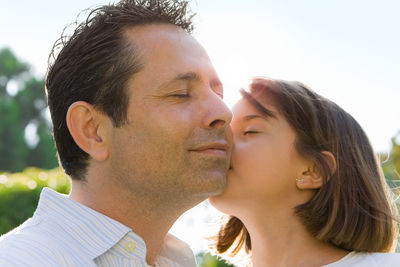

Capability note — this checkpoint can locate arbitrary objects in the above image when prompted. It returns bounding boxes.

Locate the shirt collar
[34,187,196,266]
[34,187,147,260]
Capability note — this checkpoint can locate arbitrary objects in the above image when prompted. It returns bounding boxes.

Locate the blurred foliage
[0,47,58,172]
[0,48,29,89]
[197,252,235,267]
[380,133,400,195]
[0,167,70,234]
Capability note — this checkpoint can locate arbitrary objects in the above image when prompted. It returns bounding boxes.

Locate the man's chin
[202,180,226,198]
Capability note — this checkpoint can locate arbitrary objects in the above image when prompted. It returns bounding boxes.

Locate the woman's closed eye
[244,130,260,135]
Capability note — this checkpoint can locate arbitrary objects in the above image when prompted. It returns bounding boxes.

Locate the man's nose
[202,91,233,130]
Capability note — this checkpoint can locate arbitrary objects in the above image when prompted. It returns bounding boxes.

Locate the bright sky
[1,0,400,253]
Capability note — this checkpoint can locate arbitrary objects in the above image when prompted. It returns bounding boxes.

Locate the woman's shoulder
[324,251,400,267]
[363,251,400,262]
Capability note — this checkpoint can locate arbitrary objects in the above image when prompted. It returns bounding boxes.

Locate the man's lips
[189,142,229,157]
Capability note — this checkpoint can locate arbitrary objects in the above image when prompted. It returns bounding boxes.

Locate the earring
[296,178,305,183]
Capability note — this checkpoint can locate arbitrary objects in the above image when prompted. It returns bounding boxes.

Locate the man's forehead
[127,25,216,73]
[123,23,195,49]
[123,23,221,94]
[124,23,208,65]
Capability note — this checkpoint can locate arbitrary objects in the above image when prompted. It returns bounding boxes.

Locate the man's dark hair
[45,0,194,180]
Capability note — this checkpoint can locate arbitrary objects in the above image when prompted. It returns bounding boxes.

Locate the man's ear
[295,151,336,190]
[66,101,110,162]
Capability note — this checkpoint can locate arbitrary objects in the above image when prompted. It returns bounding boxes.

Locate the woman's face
[210,96,309,213]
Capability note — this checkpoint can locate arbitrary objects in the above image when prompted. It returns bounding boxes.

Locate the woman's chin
[208,191,234,214]
[208,194,222,207]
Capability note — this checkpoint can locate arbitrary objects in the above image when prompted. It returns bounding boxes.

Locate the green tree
[0,48,29,99]
[0,99,29,171]
[381,132,400,194]
[0,47,58,172]
[0,168,70,234]
[196,252,236,267]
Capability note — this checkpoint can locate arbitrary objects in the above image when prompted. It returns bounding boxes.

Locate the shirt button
[124,241,136,252]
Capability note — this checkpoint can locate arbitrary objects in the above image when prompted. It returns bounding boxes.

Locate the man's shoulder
[0,216,92,266]
[0,215,53,243]
[1,217,50,263]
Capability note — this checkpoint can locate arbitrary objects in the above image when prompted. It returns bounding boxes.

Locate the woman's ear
[295,167,324,190]
[66,101,110,162]
[321,151,337,177]
[295,151,336,190]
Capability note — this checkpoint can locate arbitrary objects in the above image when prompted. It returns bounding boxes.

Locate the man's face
[108,24,232,205]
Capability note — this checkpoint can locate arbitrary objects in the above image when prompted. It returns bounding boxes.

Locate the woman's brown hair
[215,77,398,257]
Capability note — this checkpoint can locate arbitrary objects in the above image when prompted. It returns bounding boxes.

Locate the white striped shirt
[0,188,197,267]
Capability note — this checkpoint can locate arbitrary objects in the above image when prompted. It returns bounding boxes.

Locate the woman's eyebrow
[241,90,277,119]
[243,114,275,122]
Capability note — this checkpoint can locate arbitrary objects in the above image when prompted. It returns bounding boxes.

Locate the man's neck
[69,179,184,265]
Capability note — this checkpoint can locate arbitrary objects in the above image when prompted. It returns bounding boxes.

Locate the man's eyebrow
[160,72,223,92]
[160,72,202,88]
[174,72,202,82]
